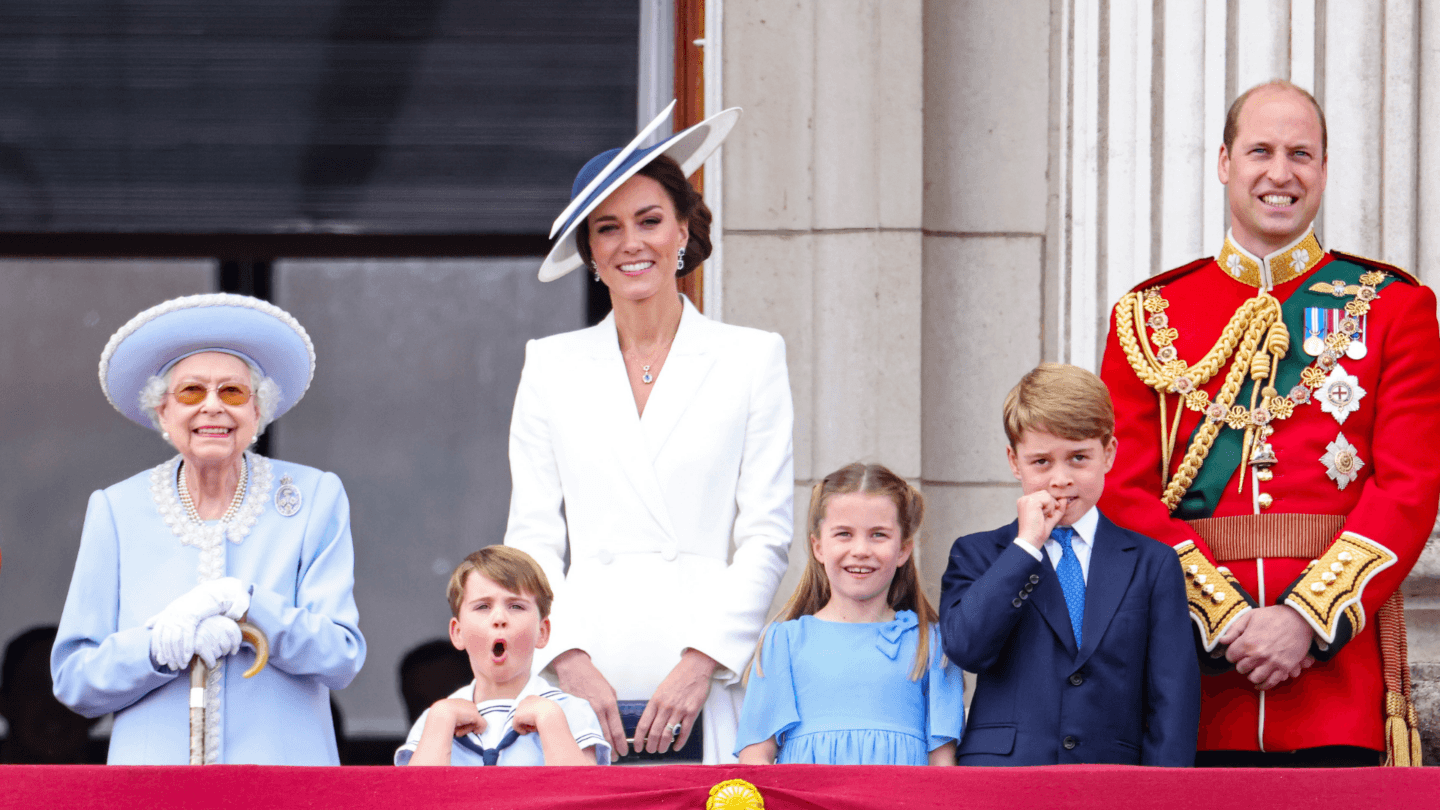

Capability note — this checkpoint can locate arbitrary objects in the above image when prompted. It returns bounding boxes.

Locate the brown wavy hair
[753,462,939,682]
[447,546,553,620]
[574,154,713,278]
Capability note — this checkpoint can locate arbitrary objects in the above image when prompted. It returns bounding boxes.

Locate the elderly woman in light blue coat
[51,294,365,764]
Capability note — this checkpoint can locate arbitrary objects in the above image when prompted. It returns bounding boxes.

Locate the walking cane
[188,620,270,765]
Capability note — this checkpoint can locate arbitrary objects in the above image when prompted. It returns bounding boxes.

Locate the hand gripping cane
[188,620,270,764]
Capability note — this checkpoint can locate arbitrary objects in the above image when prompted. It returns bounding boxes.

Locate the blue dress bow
[875,610,919,660]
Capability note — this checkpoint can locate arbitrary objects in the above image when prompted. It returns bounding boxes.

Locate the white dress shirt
[1012,505,1099,583]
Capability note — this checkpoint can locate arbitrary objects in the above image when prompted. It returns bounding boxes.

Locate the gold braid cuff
[1175,541,1254,651]
[1281,531,1397,645]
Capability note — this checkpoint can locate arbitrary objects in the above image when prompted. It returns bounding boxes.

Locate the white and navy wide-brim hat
[537,100,742,282]
[98,293,316,430]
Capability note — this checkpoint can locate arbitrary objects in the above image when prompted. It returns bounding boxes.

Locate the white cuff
[1012,538,1044,562]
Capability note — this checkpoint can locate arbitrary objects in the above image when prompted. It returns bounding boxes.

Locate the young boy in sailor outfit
[396,547,610,766]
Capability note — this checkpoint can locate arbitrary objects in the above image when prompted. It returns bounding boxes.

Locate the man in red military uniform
[1099,80,1440,767]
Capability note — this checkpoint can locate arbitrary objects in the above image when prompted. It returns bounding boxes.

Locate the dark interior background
[0,0,639,764]
[0,0,637,235]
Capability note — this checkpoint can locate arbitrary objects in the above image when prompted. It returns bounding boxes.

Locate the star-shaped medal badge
[1320,433,1365,490]
[1317,365,1366,425]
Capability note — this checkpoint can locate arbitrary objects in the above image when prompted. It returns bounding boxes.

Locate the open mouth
[195,427,233,436]
[491,640,507,659]
[843,566,876,575]
[1261,194,1297,207]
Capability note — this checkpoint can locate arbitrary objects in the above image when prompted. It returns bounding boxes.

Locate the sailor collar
[1216,228,1324,290]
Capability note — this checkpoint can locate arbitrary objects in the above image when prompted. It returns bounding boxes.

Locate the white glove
[148,614,194,671]
[146,578,252,671]
[192,615,243,668]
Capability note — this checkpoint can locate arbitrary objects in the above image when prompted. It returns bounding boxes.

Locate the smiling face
[154,352,258,469]
[1218,85,1328,256]
[1007,428,1117,527]
[810,492,911,618]
[449,571,549,700]
[585,173,688,303]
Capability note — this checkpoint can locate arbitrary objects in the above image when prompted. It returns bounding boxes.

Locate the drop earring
[677,246,686,272]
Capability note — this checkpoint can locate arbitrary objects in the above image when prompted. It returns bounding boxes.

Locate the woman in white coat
[505,104,793,764]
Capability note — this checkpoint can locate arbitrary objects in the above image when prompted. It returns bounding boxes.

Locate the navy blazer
[939,513,1199,766]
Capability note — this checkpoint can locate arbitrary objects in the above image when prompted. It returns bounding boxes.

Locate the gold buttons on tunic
[1258,493,1274,509]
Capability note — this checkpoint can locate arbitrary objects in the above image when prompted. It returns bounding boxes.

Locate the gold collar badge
[1217,229,1324,289]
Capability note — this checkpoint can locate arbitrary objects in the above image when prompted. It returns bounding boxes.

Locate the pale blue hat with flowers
[98,293,316,430]
[537,100,743,282]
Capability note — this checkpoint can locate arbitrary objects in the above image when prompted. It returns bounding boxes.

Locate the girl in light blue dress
[735,463,965,765]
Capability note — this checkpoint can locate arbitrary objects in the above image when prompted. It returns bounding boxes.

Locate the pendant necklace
[635,341,671,384]
[630,334,673,383]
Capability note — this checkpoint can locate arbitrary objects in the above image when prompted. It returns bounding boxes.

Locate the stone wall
[719,0,1440,762]
[1406,523,1440,762]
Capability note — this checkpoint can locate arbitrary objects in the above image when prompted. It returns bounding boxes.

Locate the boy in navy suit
[940,364,1199,766]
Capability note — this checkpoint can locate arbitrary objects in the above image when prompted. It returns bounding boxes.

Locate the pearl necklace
[177,457,249,524]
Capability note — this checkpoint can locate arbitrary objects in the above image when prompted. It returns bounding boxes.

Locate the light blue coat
[51,456,366,764]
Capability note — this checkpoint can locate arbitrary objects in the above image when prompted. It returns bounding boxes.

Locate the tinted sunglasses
[170,382,253,406]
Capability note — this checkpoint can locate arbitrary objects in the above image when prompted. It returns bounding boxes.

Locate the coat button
[596,549,614,565]
[1020,591,1029,600]
[1012,598,1023,608]
[1024,583,1034,592]
[1029,574,1041,584]
[1063,736,1078,750]
[660,546,678,562]
[1258,492,1274,509]
[1069,673,1084,686]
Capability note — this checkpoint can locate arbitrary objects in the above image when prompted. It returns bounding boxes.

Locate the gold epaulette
[1176,541,1254,651]
[1282,531,1397,644]
[1331,249,1422,286]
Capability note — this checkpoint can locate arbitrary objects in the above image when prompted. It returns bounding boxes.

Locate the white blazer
[504,296,794,762]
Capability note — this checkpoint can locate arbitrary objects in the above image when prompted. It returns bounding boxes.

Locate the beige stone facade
[714,0,1440,756]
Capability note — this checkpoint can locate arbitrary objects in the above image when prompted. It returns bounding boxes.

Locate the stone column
[718,3,1440,756]
[720,0,925,611]
[917,0,1054,602]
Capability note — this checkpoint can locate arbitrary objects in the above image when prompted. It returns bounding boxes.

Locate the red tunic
[1099,235,1440,753]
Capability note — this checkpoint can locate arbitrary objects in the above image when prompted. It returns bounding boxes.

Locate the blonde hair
[446,546,553,619]
[755,462,938,681]
[1002,363,1115,448]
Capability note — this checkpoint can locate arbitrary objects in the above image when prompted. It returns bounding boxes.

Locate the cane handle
[238,620,269,678]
